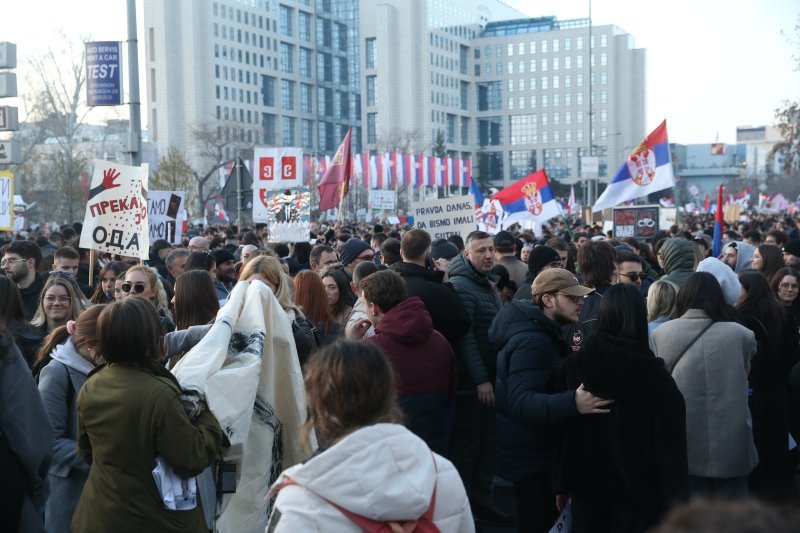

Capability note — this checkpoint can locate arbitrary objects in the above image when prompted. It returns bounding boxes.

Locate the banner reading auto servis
[592,120,675,212]
[79,160,150,259]
[252,146,303,221]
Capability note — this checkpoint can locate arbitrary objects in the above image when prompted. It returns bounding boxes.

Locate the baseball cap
[532,268,594,297]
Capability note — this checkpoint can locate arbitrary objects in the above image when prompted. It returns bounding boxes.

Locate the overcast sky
[4,0,799,145]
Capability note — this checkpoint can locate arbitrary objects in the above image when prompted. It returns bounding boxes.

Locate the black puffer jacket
[447,253,501,391]
[490,300,578,481]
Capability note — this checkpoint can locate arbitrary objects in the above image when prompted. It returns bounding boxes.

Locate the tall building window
[279,5,293,36]
[565,56,571,69]
[282,116,295,145]
[301,119,313,148]
[577,37,583,50]
[517,42,524,55]
[507,43,514,56]
[298,11,311,41]
[300,83,313,112]
[553,57,559,70]
[601,34,608,47]
[508,62,513,74]
[529,41,536,54]
[601,53,607,66]
[576,56,583,68]
[552,39,559,52]
[262,113,276,144]
[542,40,548,53]
[262,75,276,106]
[281,80,294,110]
[367,113,377,143]
[299,47,312,77]
[280,43,293,73]
[366,76,376,106]
[564,38,571,51]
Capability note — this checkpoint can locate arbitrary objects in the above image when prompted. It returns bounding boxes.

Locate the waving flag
[567,185,576,213]
[318,127,352,211]
[713,184,724,258]
[592,120,675,212]
[491,169,561,226]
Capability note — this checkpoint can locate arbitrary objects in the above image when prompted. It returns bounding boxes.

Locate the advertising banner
[85,41,123,106]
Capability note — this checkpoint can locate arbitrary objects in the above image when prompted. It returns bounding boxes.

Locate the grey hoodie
[725,241,755,272]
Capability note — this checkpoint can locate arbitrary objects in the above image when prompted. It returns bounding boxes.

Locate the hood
[660,238,696,275]
[393,261,445,283]
[576,333,666,400]
[376,297,433,344]
[51,337,95,376]
[696,257,741,306]
[488,299,561,350]
[728,241,755,272]
[270,423,437,521]
[447,252,494,287]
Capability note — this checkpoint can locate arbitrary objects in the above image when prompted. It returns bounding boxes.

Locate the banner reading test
[80,160,149,259]
[413,195,475,240]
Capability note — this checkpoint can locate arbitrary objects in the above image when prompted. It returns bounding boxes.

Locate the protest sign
[79,160,149,259]
[0,170,13,230]
[413,195,475,240]
[263,188,311,243]
[148,191,185,244]
[612,205,659,240]
[368,190,396,211]
[659,207,677,231]
[252,148,303,223]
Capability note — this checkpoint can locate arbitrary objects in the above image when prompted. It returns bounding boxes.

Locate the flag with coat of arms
[490,169,562,226]
[592,120,675,212]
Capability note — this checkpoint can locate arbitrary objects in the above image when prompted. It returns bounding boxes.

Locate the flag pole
[88,249,94,287]
[337,181,345,223]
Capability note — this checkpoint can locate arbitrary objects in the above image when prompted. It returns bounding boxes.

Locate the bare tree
[151,146,194,200]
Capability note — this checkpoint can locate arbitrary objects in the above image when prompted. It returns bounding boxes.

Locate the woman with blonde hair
[121,265,174,332]
[31,274,89,337]
[647,279,679,347]
[240,255,316,364]
[267,340,474,532]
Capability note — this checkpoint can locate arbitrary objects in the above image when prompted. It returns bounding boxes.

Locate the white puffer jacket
[266,423,474,532]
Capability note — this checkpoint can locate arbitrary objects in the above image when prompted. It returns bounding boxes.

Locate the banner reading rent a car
[413,195,475,240]
[80,160,149,259]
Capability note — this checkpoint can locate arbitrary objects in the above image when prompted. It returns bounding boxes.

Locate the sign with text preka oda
[413,195,475,240]
[0,171,13,231]
[148,191,186,244]
[80,160,149,259]
[85,41,122,106]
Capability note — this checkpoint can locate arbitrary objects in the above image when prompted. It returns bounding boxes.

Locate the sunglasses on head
[121,282,147,294]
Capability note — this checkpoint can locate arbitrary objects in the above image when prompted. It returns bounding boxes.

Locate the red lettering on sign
[259,157,274,180]
[281,156,295,180]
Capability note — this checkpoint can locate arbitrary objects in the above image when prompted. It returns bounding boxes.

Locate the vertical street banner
[263,187,311,243]
[252,147,303,221]
[0,170,13,231]
[79,160,149,259]
[148,191,186,244]
[85,41,123,106]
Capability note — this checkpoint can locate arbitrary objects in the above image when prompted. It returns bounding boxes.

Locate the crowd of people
[2,212,800,532]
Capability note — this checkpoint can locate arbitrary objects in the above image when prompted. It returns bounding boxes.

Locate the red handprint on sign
[88,168,122,199]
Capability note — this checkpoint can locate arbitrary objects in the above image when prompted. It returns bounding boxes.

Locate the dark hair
[302,340,403,451]
[465,230,492,247]
[400,228,431,262]
[371,232,388,246]
[241,231,259,246]
[756,244,783,282]
[54,246,80,261]
[545,237,569,252]
[0,276,25,326]
[744,230,762,245]
[360,270,407,313]
[447,234,465,252]
[3,239,42,268]
[767,229,788,246]
[737,271,785,352]
[578,241,617,288]
[90,261,127,304]
[310,244,334,267]
[97,298,164,365]
[597,284,648,346]
[174,270,219,331]
[186,251,215,272]
[322,268,351,318]
[379,238,401,265]
[150,239,172,255]
[616,250,642,266]
[674,272,735,323]
[352,260,379,286]
[291,242,312,265]
[769,267,800,299]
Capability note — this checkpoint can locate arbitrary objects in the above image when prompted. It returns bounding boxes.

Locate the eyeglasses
[547,260,562,268]
[555,292,583,304]
[355,252,375,261]
[0,257,24,267]
[779,283,799,290]
[121,282,147,294]
[44,295,71,304]
[620,272,647,282]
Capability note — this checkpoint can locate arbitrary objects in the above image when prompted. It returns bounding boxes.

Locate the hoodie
[660,238,696,288]
[696,257,742,306]
[267,423,474,532]
[50,338,94,376]
[726,241,756,272]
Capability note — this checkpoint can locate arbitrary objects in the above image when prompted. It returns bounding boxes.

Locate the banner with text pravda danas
[80,160,149,259]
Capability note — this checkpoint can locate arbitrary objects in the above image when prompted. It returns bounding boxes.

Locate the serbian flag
[403,153,413,187]
[491,169,561,226]
[712,183,724,258]
[703,193,711,213]
[592,120,675,212]
[318,127,352,211]
[470,178,485,223]
[567,185,576,213]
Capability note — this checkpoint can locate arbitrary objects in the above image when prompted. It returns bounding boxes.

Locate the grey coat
[652,309,758,478]
[37,340,92,533]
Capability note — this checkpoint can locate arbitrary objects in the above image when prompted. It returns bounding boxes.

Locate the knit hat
[696,257,741,306]
[527,245,561,276]
[211,249,235,265]
[338,238,372,266]
[430,238,460,261]
[783,239,800,257]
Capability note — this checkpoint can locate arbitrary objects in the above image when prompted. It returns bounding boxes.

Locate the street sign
[0,43,16,69]
[0,72,17,98]
[581,156,599,178]
[0,140,21,164]
[0,106,19,131]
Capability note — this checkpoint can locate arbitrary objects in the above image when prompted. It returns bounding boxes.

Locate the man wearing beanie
[783,239,800,268]
[211,248,236,302]
[337,237,374,278]
[513,245,562,301]
[494,231,527,290]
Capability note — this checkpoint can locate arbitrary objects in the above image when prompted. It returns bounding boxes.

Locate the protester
[89,261,126,305]
[379,237,401,266]
[293,270,341,344]
[308,244,337,273]
[0,276,43,367]
[320,266,353,330]
[513,244,562,301]
[615,249,647,289]
[646,279,678,347]
[337,237,374,280]
[187,236,210,253]
[37,306,104,533]
[652,272,758,500]
[491,268,611,532]
[211,249,236,302]
[447,231,512,527]
[122,265,175,332]
[2,239,46,320]
[240,255,316,365]
[71,298,223,533]
[736,271,799,501]
[147,239,171,279]
[344,260,379,338]
[721,241,756,272]
[493,231,527,289]
[185,250,216,274]
[752,244,783,282]
[0,327,53,533]
[659,238,696,287]
[770,267,800,331]
[266,340,474,532]
[165,248,190,286]
[30,275,89,339]
[558,283,689,532]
